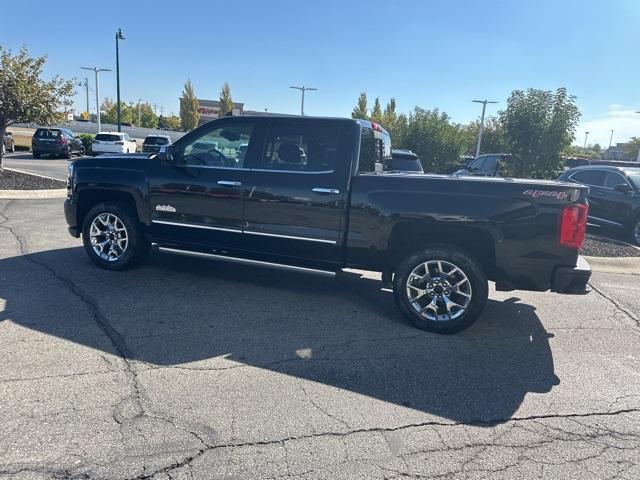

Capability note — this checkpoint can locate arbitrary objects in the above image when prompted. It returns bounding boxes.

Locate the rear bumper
[33,144,66,154]
[550,256,592,294]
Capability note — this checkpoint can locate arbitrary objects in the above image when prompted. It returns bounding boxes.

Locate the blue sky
[3,0,639,145]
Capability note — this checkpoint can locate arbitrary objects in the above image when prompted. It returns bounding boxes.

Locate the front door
[242,118,354,267]
[149,118,260,251]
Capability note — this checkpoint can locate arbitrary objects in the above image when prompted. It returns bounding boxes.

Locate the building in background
[603,143,627,160]
[194,99,244,124]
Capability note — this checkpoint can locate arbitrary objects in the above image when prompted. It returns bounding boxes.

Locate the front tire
[33,151,40,159]
[631,217,640,247]
[82,202,150,271]
[393,246,488,334]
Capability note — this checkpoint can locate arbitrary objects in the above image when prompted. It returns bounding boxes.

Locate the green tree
[351,92,368,120]
[624,137,640,161]
[402,108,470,173]
[179,79,199,130]
[0,46,74,169]
[137,102,158,128]
[382,97,397,130]
[218,81,234,117]
[158,115,181,131]
[500,87,580,178]
[370,97,383,124]
[100,99,134,125]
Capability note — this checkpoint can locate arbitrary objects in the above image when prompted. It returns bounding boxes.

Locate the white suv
[92,132,137,155]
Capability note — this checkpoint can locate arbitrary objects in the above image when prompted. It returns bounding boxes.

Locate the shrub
[76,134,95,154]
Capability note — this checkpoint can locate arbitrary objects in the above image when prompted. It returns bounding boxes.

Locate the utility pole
[608,130,614,149]
[78,78,90,119]
[153,103,158,115]
[583,131,590,151]
[636,112,640,163]
[137,98,143,126]
[81,67,111,132]
[115,28,125,132]
[472,99,498,158]
[290,85,318,115]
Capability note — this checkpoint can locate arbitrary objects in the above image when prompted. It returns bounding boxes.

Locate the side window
[604,172,629,189]
[261,121,341,172]
[571,170,606,187]
[482,155,499,172]
[180,122,253,168]
[468,156,486,171]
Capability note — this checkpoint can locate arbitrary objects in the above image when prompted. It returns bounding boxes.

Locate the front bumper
[550,255,592,294]
[64,198,80,237]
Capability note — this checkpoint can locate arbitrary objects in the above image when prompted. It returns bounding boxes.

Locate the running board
[158,246,337,278]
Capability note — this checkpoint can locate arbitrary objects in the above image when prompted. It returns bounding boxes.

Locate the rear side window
[570,170,607,187]
[260,121,346,173]
[358,127,392,173]
[35,129,61,138]
[95,134,122,141]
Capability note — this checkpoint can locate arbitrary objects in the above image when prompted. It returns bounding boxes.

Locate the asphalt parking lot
[1,198,639,479]
[2,152,75,181]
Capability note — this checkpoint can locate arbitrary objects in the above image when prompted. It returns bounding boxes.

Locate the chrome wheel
[405,260,472,322]
[89,213,128,262]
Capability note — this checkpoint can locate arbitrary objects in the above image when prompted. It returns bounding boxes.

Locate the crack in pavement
[589,281,640,329]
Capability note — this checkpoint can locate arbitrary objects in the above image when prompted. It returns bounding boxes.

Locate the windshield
[626,171,640,189]
[144,136,170,145]
[95,134,122,142]
[36,129,61,138]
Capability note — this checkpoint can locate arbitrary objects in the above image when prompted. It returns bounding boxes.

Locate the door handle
[218,180,242,187]
[312,187,340,194]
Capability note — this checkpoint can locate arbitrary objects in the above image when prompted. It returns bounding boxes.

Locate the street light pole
[115,28,125,132]
[608,129,614,149]
[81,67,111,133]
[472,99,498,158]
[290,86,318,115]
[137,98,143,126]
[583,131,590,151]
[636,112,640,163]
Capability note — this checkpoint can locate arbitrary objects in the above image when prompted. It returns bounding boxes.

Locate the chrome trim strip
[158,247,337,278]
[244,230,337,244]
[152,219,242,233]
[587,215,624,227]
[250,168,335,175]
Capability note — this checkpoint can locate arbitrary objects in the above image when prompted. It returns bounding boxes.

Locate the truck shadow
[0,247,559,425]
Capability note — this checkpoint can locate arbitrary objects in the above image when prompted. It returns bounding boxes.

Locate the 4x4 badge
[155,205,176,213]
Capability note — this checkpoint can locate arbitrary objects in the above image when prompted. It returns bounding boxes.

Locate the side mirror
[614,183,632,194]
[158,144,177,163]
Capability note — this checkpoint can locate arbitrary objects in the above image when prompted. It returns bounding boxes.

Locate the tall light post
[290,85,317,115]
[583,131,590,151]
[137,98,143,126]
[115,28,125,132]
[472,99,498,158]
[77,78,90,119]
[81,67,111,132]
[608,129,614,149]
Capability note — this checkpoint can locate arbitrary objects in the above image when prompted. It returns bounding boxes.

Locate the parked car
[32,127,85,159]
[142,135,172,154]
[559,165,640,245]
[3,132,15,155]
[390,149,424,173]
[453,154,512,177]
[92,132,137,155]
[65,116,591,334]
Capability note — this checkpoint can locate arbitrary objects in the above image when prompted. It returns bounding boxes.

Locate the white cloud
[576,104,640,147]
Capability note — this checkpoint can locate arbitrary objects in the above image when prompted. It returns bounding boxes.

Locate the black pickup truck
[64,116,591,333]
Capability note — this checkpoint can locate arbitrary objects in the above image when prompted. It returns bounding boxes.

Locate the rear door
[241,118,354,267]
[569,169,610,225]
[601,171,636,226]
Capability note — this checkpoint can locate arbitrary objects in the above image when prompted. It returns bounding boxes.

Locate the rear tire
[393,246,488,334]
[33,151,40,159]
[82,202,150,271]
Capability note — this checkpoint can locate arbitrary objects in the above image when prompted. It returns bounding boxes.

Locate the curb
[584,255,640,275]
[0,189,67,199]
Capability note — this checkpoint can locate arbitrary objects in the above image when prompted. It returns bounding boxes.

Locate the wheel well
[77,190,138,227]
[387,222,496,277]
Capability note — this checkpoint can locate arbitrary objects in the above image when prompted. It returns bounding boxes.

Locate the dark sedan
[559,165,640,245]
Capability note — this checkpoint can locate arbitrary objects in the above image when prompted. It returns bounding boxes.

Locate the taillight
[559,204,589,249]
[370,122,382,132]
[60,137,68,145]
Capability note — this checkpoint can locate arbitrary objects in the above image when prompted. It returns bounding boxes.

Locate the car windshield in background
[626,170,640,189]
[95,134,122,142]
[391,158,423,172]
[144,137,170,145]
[36,129,61,138]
